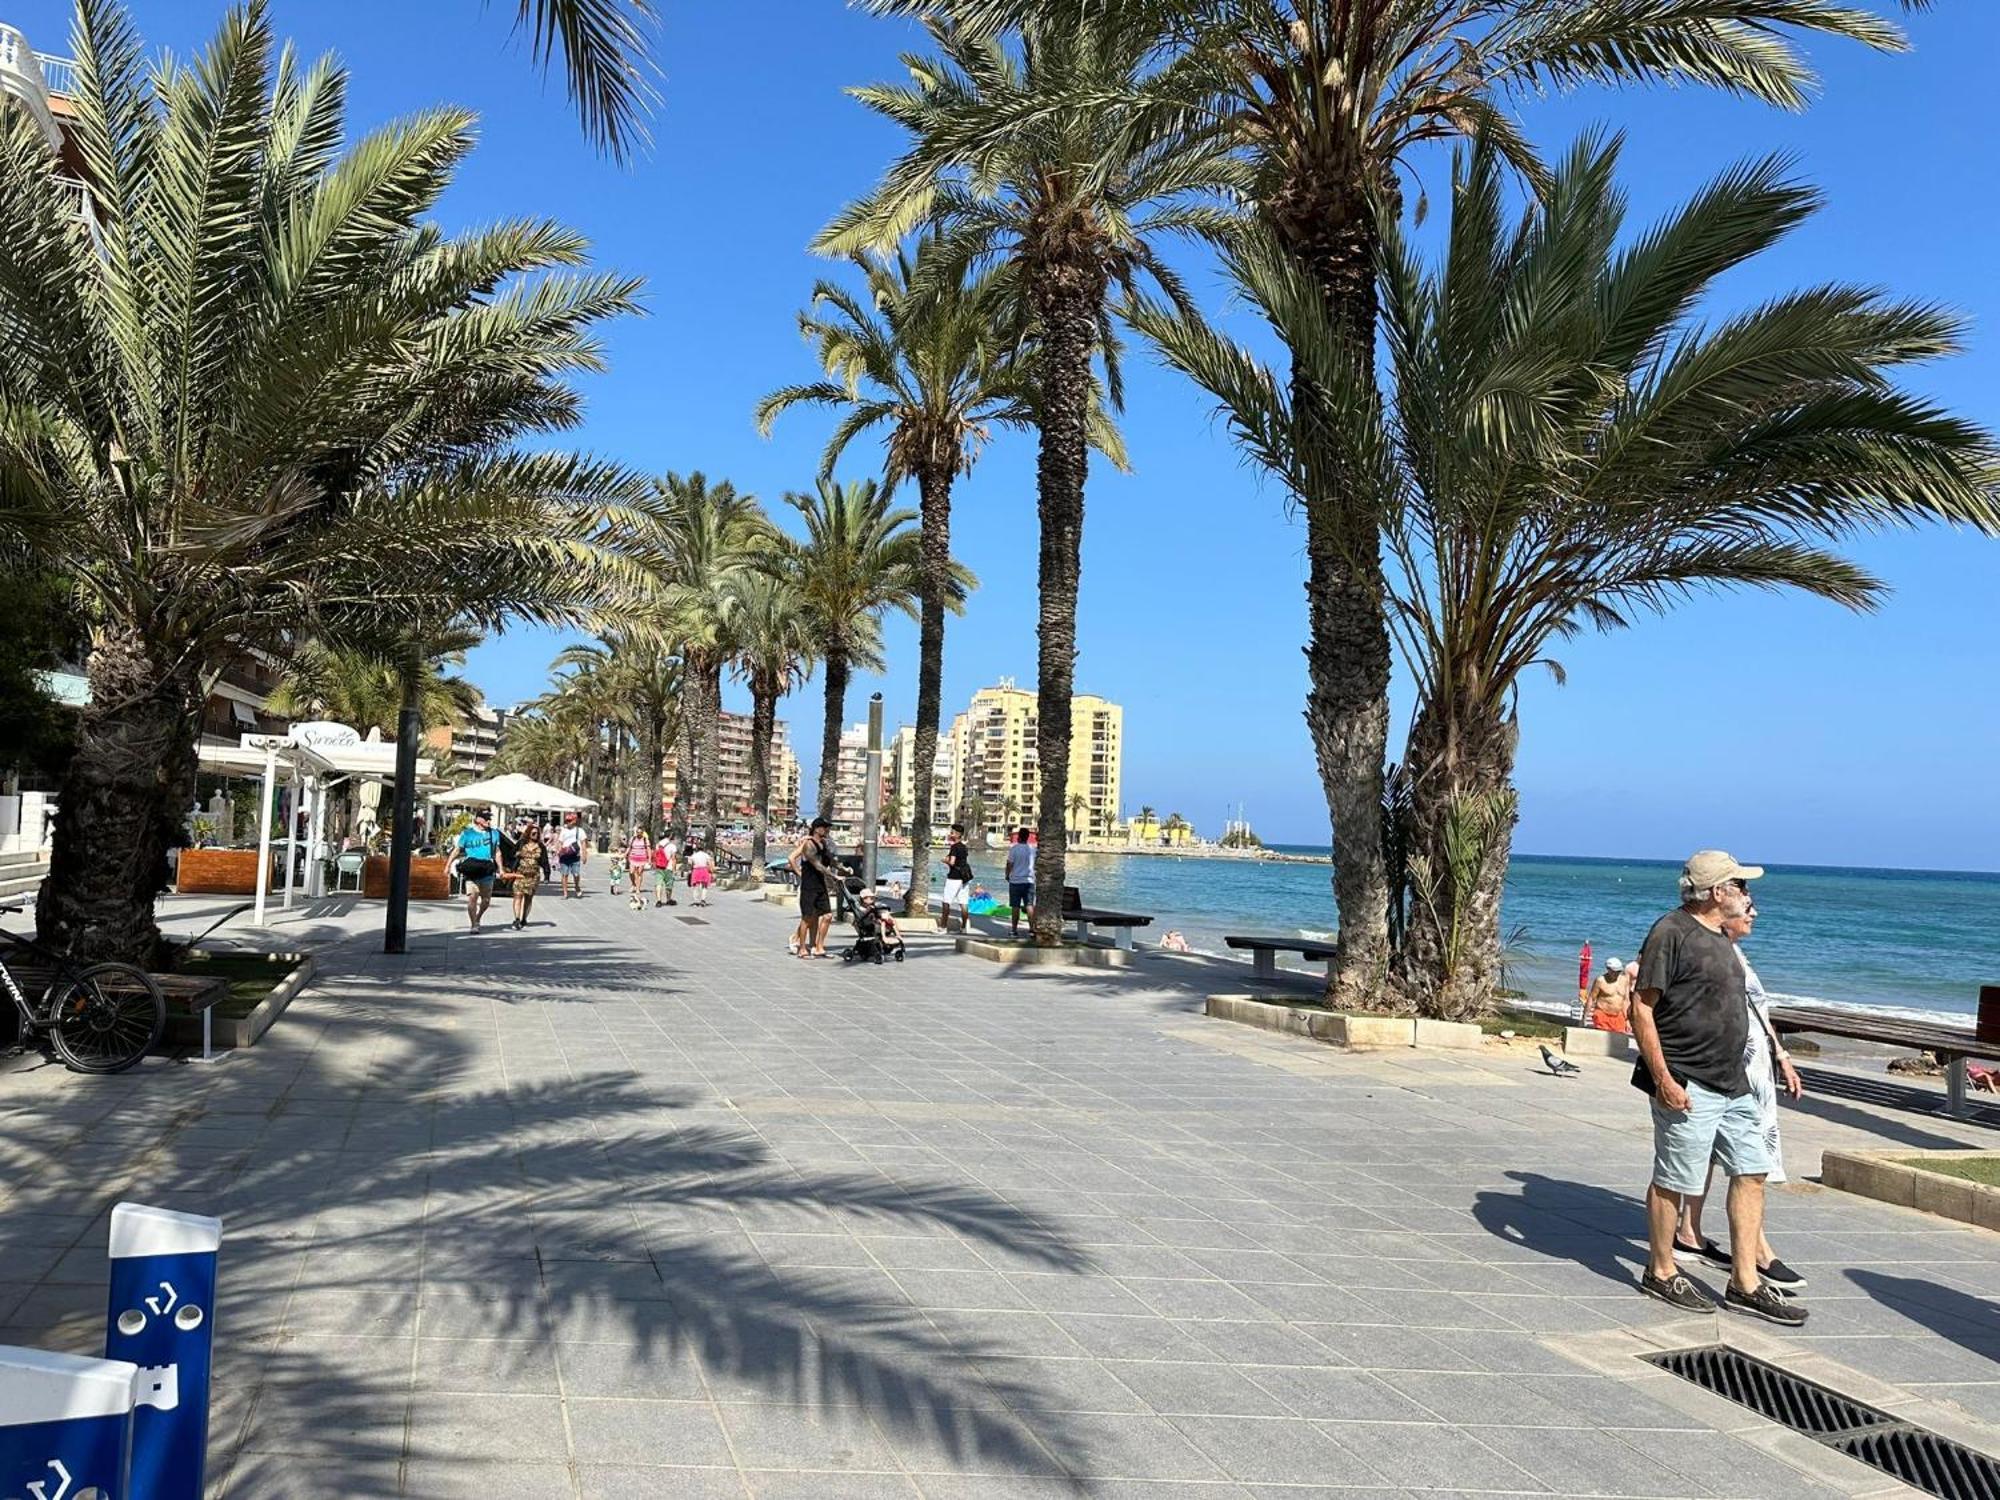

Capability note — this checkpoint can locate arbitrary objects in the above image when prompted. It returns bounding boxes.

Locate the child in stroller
[840,878,906,964]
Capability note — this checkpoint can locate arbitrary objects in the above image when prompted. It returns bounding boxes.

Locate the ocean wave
[1761,989,1975,1030]
[1295,929,1337,942]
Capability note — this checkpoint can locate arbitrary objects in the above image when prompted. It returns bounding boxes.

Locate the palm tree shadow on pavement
[0,949,1100,1491]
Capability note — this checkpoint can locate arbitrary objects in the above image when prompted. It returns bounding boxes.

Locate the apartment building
[887,726,955,832]
[829,723,888,835]
[425,702,507,780]
[662,711,800,826]
[944,679,1122,842]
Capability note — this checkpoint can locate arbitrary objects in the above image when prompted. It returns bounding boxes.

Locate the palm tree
[823,4,1240,942]
[883,792,907,833]
[757,237,1022,923]
[1159,133,1997,1017]
[551,638,680,826]
[269,624,484,742]
[510,0,660,161]
[493,710,594,790]
[1065,790,1086,847]
[1163,812,1189,844]
[730,571,816,875]
[0,2,644,962]
[775,478,925,823]
[903,0,1929,991]
[627,473,769,849]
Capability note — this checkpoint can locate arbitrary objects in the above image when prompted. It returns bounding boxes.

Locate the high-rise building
[888,725,954,833]
[830,723,888,834]
[425,701,506,780]
[663,711,799,825]
[944,679,1122,842]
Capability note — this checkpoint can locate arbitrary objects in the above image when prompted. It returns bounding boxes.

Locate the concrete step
[0,870,45,899]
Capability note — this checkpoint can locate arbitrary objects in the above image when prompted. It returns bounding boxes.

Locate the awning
[431,772,596,812]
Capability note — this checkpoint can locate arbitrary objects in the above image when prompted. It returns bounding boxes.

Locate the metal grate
[1648,1345,2000,1500]
[1647,1346,1882,1435]
[675,916,708,925]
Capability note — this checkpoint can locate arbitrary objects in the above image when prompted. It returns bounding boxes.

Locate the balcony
[0,27,66,147]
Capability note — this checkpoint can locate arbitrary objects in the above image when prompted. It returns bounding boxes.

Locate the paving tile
[568,1396,737,1467]
[718,1401,900,1470]
[578,1465,748,1499]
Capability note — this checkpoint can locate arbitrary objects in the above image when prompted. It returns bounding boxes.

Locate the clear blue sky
[17,0,1997,868]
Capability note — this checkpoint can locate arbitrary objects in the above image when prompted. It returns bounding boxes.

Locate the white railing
[35,52,76,97]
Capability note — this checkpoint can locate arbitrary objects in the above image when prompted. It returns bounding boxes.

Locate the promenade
[4,889,2000,1498]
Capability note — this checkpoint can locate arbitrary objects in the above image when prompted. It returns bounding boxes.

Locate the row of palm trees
[495,474,956,876]
[753,0,1994,1011]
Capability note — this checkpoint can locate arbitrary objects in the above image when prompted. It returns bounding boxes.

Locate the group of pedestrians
[1632,849,1806,1326]
[450,808,714,931]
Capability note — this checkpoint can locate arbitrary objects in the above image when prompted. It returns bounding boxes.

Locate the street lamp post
[861,693,883,895]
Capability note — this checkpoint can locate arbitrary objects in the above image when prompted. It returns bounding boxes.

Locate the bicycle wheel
[47,962,165,1074]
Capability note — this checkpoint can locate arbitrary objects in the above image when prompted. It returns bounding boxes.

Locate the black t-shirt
[1631,907,1749,1097]
[946,841,972,881]
[796,837,828,895]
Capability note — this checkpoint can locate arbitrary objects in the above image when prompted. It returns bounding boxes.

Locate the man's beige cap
[1683,849,1765,888]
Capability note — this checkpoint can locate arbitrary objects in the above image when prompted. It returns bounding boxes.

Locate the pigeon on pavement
[1539,1044,1580,1077]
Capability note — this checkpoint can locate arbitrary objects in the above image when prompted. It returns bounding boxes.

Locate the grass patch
[1897,1155,2000,1188]
[1478,1006,1569,1040]
[177,952,302,1019]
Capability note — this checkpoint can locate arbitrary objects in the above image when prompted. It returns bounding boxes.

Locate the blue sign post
[101,1204,221,1500]
[1,1346,140,1500]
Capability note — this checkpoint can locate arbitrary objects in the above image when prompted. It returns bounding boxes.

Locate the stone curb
[1562,1024,1636,1058]
[1203,993,1481,1051]
[1823,1147,2000,1230]
[956,937,1131,969]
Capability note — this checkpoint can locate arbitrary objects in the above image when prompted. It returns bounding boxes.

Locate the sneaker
[1675,1235,1733,1271]
[1759,1257,1807,1292]
[1726,1280,1808,1326]
[1640,1271,1716,1313]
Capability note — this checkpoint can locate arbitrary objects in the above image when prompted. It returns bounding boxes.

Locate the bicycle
[0,899,165,1073]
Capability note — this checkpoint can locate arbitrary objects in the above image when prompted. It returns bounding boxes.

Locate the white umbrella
[432,773,598,812]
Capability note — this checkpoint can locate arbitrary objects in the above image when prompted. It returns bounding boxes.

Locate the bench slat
[1770,1005,2000,1062]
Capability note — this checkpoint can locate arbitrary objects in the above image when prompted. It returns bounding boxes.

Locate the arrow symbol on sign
[25,1458,73,1500]
[143,1281,177,1317]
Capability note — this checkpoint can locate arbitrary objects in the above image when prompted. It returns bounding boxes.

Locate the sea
[937,846,2000,1024]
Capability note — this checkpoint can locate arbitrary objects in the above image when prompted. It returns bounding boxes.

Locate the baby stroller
[840,878,906,964]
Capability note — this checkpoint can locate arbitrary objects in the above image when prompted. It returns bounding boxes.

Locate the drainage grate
[675,916,708,925]
[1648,1345,2000,1499]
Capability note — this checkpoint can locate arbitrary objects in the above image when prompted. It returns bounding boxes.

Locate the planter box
[361,854,450,900]
[1563,1025,1635,1058]
[176,847,274,896]
[1204,995,1483,1051]
[162,952,317,1050]
[956,937,1131,970]
[1823,1148,2000,1230]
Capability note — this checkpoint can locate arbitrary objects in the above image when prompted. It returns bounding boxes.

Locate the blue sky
[18,1,1997,868]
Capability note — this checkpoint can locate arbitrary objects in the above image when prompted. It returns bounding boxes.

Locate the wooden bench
[11,966,228,1063]
[1224,934,1338,980]
[1769,1003,2000,1120]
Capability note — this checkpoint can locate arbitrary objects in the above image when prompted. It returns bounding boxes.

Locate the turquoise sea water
[941,846,2000,1022]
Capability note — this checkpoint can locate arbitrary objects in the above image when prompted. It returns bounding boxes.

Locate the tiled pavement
[4,887,2000,1497]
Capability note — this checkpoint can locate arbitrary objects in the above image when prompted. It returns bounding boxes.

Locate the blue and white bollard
[0,1345,141,1500]
[101,1205,221,1500]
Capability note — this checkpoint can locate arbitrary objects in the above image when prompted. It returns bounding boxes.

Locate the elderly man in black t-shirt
[1631,850,1804,1327]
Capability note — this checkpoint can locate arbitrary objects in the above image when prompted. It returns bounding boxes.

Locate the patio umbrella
[432,773,597,813]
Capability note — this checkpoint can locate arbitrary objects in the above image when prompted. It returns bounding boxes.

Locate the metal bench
[1058,888,1152,950]
[1223,933,1338,980]
[1769,1003,2000,1120]
[11,965,228,1063]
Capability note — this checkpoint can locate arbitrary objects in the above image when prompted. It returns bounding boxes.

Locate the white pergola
[196,723,442,923]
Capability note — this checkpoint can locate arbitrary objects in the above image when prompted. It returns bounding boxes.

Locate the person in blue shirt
[453,808,505,932]
[1004,827,1035,938]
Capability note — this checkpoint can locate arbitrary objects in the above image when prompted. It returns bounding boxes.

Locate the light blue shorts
[1651,1080,1772,1194]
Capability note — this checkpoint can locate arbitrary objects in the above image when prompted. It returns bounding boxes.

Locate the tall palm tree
[1065,789,1086,847]
[822,3,1240,942]
[775,478,926,824]
[1154,133,1997,1017]
[898,0,1929,992]
[269,625,483,741]
[730,571,816,875]
[757,237,1022,920]
[0,1,644,962]
[493,710,594,790]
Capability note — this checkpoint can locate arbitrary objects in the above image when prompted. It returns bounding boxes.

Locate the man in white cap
[1631,850,1804,1326]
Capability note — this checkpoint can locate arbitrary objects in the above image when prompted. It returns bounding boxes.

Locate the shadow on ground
[1472,1171,1648,1289]
[1848,1269,2000,1370]
[0,913,1102,1493]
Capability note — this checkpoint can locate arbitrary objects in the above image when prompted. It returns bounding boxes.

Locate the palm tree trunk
[1271,180,1394,1007]
[815,647,850,826]
[749,677,777,877]
[700,659,725,850]
[1027,258,1105,945]
[669,713,694,843]
[905,463,954,919]
[38,624,199,965]
[1400,692,1519,1020]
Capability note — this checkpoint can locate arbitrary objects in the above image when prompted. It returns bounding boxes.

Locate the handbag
[459,827,497,881]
